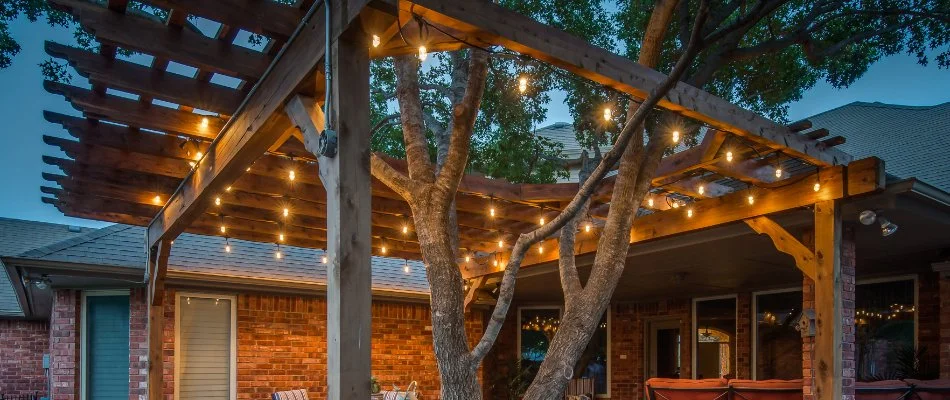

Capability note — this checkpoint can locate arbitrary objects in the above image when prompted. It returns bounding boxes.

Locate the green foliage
[39,57,70,82]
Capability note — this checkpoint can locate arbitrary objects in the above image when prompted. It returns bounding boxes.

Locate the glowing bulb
[403,263,410,273]
[672,130,680,143]
[225,244,231,253]
[747,195,755,205]
[814,182,821,192]
[225,186,232,192]
[687,208,694,218]
[220,225,226,233]
[289,170,296,181]
[492,259,498,267]
[648,198,654,207]
[464,255,470,262]
[489,207,496,218]
[585,222,591,233]
[246,167,251,172]
[283,208,289,217]
[381,245,388,254]
[200,117,209,129]
[275,250,282,259]
[215,197,221,206]
[497,239,504,249]
[698,185,705,196]
[518,76,528,93]
[538,243,543,254]
[195,151,203,160]
[539,217,545,225]
[402,225,408,234]
[278,233,285,242]
[775,168,783,178]
[672,202,680,209]
[372,34,381,48]
[322,255,328,264]
[726,151,734,162]
[152,195,162,205]
[418,46,427,61]
[189,161,197,168]
[603,107,611,121]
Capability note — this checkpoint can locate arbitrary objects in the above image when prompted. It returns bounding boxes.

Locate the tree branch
[393,55,436,184]
[370,153,412,200]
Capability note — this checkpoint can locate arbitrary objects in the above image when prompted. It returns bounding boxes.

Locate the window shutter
[86,295,131,400]
[179,297,233,400]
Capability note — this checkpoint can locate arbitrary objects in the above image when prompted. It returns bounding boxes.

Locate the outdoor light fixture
[672,130,680,143]
[726,151,734,162]
[372,34,381,48]
[418,46,428,61]
[603,107,611,121]
[858,210,899,237]
[23,275,52,290]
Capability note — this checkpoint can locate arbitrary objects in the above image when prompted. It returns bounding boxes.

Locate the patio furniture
[854,380,912,400]
[645,378,729,400]
[903,379,950,400]
[380,381,418,400]
[729,379,803,400]
[565,377,594,399]
[271,389,308,400]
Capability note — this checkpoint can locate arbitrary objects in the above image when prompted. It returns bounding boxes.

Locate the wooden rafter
[139,0,302,41]
[744,216,816,280]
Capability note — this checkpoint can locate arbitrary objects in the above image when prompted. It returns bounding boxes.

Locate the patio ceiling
[38,0,868,277]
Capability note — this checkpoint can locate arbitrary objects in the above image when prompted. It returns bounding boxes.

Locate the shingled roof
[803,102,950,192]
[0,218,96,316]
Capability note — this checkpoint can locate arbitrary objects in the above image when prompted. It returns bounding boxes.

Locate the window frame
[174,292,238,400]
[691,294,738,379]
[80,289,131,400]
[751,287,803,381]
[515,305,611,398]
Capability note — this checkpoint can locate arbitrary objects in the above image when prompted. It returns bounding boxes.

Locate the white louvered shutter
[178,296,233,400]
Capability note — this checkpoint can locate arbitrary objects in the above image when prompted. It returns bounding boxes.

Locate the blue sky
[0,17,947,227]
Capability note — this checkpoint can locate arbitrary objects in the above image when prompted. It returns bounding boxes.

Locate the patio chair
[729,379,803,400]
[564,377,594,399]
[904,379,950,400]
[271,389,308,400]
[645,378,729,400]
[854,380,913,400]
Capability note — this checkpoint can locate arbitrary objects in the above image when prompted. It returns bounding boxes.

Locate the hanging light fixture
[813,169,821,192]
[698,185,705,196]
[747,195,755,205]
[288,170,296,181]
[418,46,428,61]
[672,130,680,144]
[278,233,285,242]
[518,76,528,94]
[403,259,411,273]
[200,117,209,129]
[224,237,231,253]
[489,196,496,218]
[283,207,290,218]
[275,243,282,259]
[322,254,328,264]
[726,151,734,162]
[647,197,654,208]
[152,195,162,205]
[464,254,471,263]
[538,240,544,254]
[225,186,232,192]
[585,221,592,233]
[215,197,221,206]
[372,34,381,48]
[603,107,612,122]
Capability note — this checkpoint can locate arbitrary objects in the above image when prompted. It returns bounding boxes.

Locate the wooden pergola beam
[146,239,170,400]
[139,0,302,41]
[391,0,851,166]
[744,216,816,280]
[46,42,243,115]
[51,0,272,80]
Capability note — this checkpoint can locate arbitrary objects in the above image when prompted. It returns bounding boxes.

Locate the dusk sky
[0,17,947,228]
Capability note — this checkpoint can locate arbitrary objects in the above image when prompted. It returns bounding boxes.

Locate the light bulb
[200,117,209,129]
[283,208,289,217]
[497,239,504,249]
[381,246,387,254]
[648,198,654,207]
[585,222,591,233]
[518,76,528,93]
[402,225,408,234]
[152,195,162,205]
[225,186,232,192]
[464,255,470,262]
[672,202,680,209]
[687,208,694,218]
[322,255,328,264]
[372,34,381,48]
[814,182,821,192]
[288,170,296,181]
[539,217,545,225]
[603,107,611,122]
[220,225,226,233]
[225,244,231,253]
[215,197,221,206]
[189,161,197,168]
[698,185,705,196]
[672,130,680,143]
[538,243,543,254]
[275,250,282,259]
[246,167,251,172]
[726,151,734,162]
[403,264,410,273]
[489,207,496,218]
[195,151,203,160]
[747,195,755,205]
[775,168,783,178]
[492,259,498,267]
[278,233,285,242]
[418,46,427,61]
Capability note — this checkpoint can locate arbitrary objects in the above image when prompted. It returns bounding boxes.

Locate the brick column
[940,278,950,379]
[50,289,81,400]
[802,229,856,400]
[130,288,149,400]
[0,320,50,397]
[736,293,753,380]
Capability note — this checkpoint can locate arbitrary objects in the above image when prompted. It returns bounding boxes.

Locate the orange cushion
[729,379,803,390]
[645,378,728,400]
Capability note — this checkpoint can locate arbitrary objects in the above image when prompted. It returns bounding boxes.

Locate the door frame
[80,289,131,400]
[643,316,682,380]
[691,294,738,379]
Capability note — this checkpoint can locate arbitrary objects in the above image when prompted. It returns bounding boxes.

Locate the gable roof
[15,223,430,295]
[803,102,950,192]
[0,218,96,316]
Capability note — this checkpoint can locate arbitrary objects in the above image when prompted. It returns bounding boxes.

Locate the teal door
[85,294,130,400]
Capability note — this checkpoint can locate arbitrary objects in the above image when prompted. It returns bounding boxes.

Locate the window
[693,297,736,379]
[176,294,236,400]
[753,290,803,380]
[856,278,918,380]
[82,291,131,400]
[518,307,609,397]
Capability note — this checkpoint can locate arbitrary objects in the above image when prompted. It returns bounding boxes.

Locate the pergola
[39,0,884,399]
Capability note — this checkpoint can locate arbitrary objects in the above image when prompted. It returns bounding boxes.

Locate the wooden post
[324,30,372,400]
[147,240,171,400]
[812,200,846,400]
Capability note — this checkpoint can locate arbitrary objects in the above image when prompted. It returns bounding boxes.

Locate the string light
[464,254,471,263]
[225,186,232,192]
[215,197,221,206]
[372,34,381,48]
[538,240,544,254]
[518,76,528,94]
[219,225,226,234]
[278,233,285,242]
[403,260,411,273]
[152,195,162,205]
[774,152,783,178]
[585,222,592,233]
[726,151,734,162]
[322,254,328,264]
[288,170,296,181]
[748,195,755,205]
[603,107,611,122]
[497,238,504,249]
[814,182,821,192]
[275,244,282,259]
[246,167,251,172]
[189,161,197,168]
[418,46,428,61]
[672,202,680,209]
[687,208,694,218]
[492,258,499,267]
[195,151,203,160]
[648,197,654,208]
[283,208,289,218]
[698,185,705,196]
[672,130,680,144]
[200,117,209,129]
[381,244,388,254]
[224,238,231,253]
[489,196,496,218]
[774,167,783,179]
[814,169,821,192]
[402,216,409,235]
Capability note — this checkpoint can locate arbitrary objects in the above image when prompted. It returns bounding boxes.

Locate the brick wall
[918,271,942,376]
[50,289,81,400]
[0,319,49,397]
[940,278,950,379]
[157,289,485,400]
[736,293,752,380]
[611,299,692,400]
[129,288,148,400]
